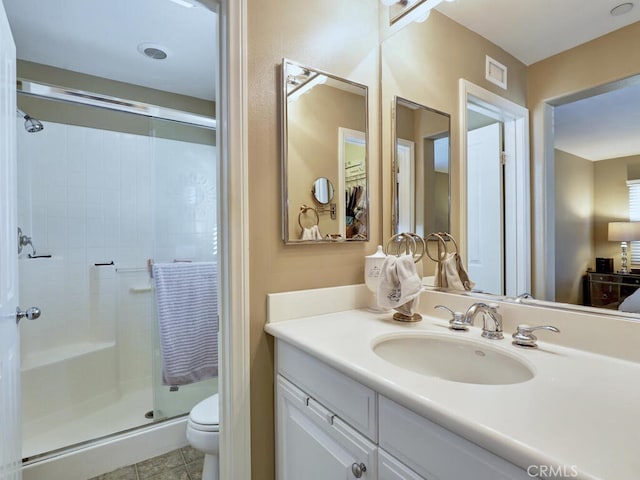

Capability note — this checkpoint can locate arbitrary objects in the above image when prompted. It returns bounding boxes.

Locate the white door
[0,2,21,479]
[396,139,415,233]
[276,375,376,480]
[466,123,503,295]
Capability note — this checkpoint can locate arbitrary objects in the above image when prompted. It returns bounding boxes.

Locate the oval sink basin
[372,333,534,385]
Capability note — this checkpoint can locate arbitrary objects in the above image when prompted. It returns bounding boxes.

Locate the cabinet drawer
[379,396,530,480]
[276,340,377,440]
[379,450,426,480]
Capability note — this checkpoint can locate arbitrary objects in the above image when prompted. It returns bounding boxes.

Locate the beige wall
[415,108,449,235]
[593,155,640,270]
[553,150,640,302]
[527,22,640,296]
[247,1,379,479]
[554,149,593,304]
[18,60,214,115]
[381,10,527,274]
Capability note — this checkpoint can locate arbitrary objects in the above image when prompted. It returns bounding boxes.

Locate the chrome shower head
[16,108,44,133]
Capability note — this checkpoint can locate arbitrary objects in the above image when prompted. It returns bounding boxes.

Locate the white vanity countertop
[265,308,640,480]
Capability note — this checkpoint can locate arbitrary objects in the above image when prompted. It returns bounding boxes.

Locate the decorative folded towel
[301,225,322,240]
[435,252,475,291]
[377,255,423,316]
[152,262,218,386]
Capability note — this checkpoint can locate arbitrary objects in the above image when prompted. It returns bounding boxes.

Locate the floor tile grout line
[179,448,194,480]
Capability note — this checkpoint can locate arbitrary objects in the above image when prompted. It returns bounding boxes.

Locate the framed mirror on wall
[281,59,369,244]
[392,96,450,237]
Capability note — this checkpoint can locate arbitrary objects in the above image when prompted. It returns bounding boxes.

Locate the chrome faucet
[463,302,503,339]
[17,227,36,256]
[514,292,533,303]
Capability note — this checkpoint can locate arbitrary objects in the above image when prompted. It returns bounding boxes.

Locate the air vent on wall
[485,55,507,90]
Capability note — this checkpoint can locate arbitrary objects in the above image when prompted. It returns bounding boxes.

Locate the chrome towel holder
[298,204,320,231]
[384,232,425,263]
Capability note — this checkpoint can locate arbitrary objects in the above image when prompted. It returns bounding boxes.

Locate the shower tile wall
[17,120,216,454]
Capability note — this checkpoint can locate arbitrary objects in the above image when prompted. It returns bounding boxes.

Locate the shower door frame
[16,81,217,459]
[17,80,216,129]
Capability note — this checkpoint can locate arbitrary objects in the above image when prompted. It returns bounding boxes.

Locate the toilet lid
[189,393,219,427]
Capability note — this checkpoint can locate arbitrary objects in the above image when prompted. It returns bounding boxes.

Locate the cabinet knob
[351,462,367,478]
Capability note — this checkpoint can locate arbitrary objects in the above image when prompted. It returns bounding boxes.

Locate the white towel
[301,225,323,240]
[377,255,423,316]
[152,262,218,386]
[434,252,475,291]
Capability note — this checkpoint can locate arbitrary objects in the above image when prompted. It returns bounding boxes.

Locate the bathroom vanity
[265,285,640,480]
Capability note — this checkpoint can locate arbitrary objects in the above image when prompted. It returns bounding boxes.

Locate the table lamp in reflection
[607,222,640,274]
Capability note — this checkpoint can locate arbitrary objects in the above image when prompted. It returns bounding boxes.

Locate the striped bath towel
[152,262,218,386]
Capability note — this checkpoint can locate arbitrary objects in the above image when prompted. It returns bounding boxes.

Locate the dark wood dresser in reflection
[584,272,640,309]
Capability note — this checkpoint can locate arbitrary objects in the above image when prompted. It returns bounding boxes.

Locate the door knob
[16,307,41,324]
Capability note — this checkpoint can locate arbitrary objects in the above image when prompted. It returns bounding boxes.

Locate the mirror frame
[388,0,430,25]
[392,96,451,236]
[281,58,370,244]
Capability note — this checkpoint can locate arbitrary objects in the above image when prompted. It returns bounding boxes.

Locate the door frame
[458,79,530,297]
[218,0,252,479]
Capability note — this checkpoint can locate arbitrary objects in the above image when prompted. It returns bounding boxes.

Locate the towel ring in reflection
[425,232,458,262]
[298,204,320,230]
[384,232,425,263]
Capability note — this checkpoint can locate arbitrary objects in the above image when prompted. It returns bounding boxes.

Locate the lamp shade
[608,222,640,241]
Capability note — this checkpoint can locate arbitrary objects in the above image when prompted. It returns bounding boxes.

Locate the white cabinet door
[379,396,530,480]
[276,375,377,480]
[379,450,426,480]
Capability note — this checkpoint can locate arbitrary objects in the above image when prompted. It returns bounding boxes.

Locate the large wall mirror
[281,59,369,243]
[393,96,450,236]
[380,5,640,320]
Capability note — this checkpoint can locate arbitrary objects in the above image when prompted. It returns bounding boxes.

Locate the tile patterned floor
[88,446,204,480]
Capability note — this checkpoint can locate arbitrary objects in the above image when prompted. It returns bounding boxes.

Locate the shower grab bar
[115,259,192,277]
[130,286,153,293]
[115,266,148,274]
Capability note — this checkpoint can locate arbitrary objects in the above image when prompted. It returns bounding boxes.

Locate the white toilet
[186,394,220,480]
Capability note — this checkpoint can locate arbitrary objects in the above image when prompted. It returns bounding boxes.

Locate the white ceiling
[436,0,640,66]
[3,0,217,101]
[554,82,640,161]
[436,0,640,161]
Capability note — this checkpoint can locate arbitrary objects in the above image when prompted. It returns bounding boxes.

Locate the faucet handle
[512,324,560,348]
[434,305,468,331]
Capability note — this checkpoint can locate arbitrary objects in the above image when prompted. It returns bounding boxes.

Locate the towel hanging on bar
[152,261,218,386]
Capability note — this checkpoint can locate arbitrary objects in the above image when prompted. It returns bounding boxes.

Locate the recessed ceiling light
[611,2,634,16]
[137,43,169,60]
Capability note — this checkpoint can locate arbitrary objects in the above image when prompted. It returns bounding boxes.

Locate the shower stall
[16,82,218,462]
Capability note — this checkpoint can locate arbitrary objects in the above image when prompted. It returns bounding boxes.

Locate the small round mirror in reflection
[312,177,334,204]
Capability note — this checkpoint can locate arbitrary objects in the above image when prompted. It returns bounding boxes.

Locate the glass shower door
[149,117,219,421]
